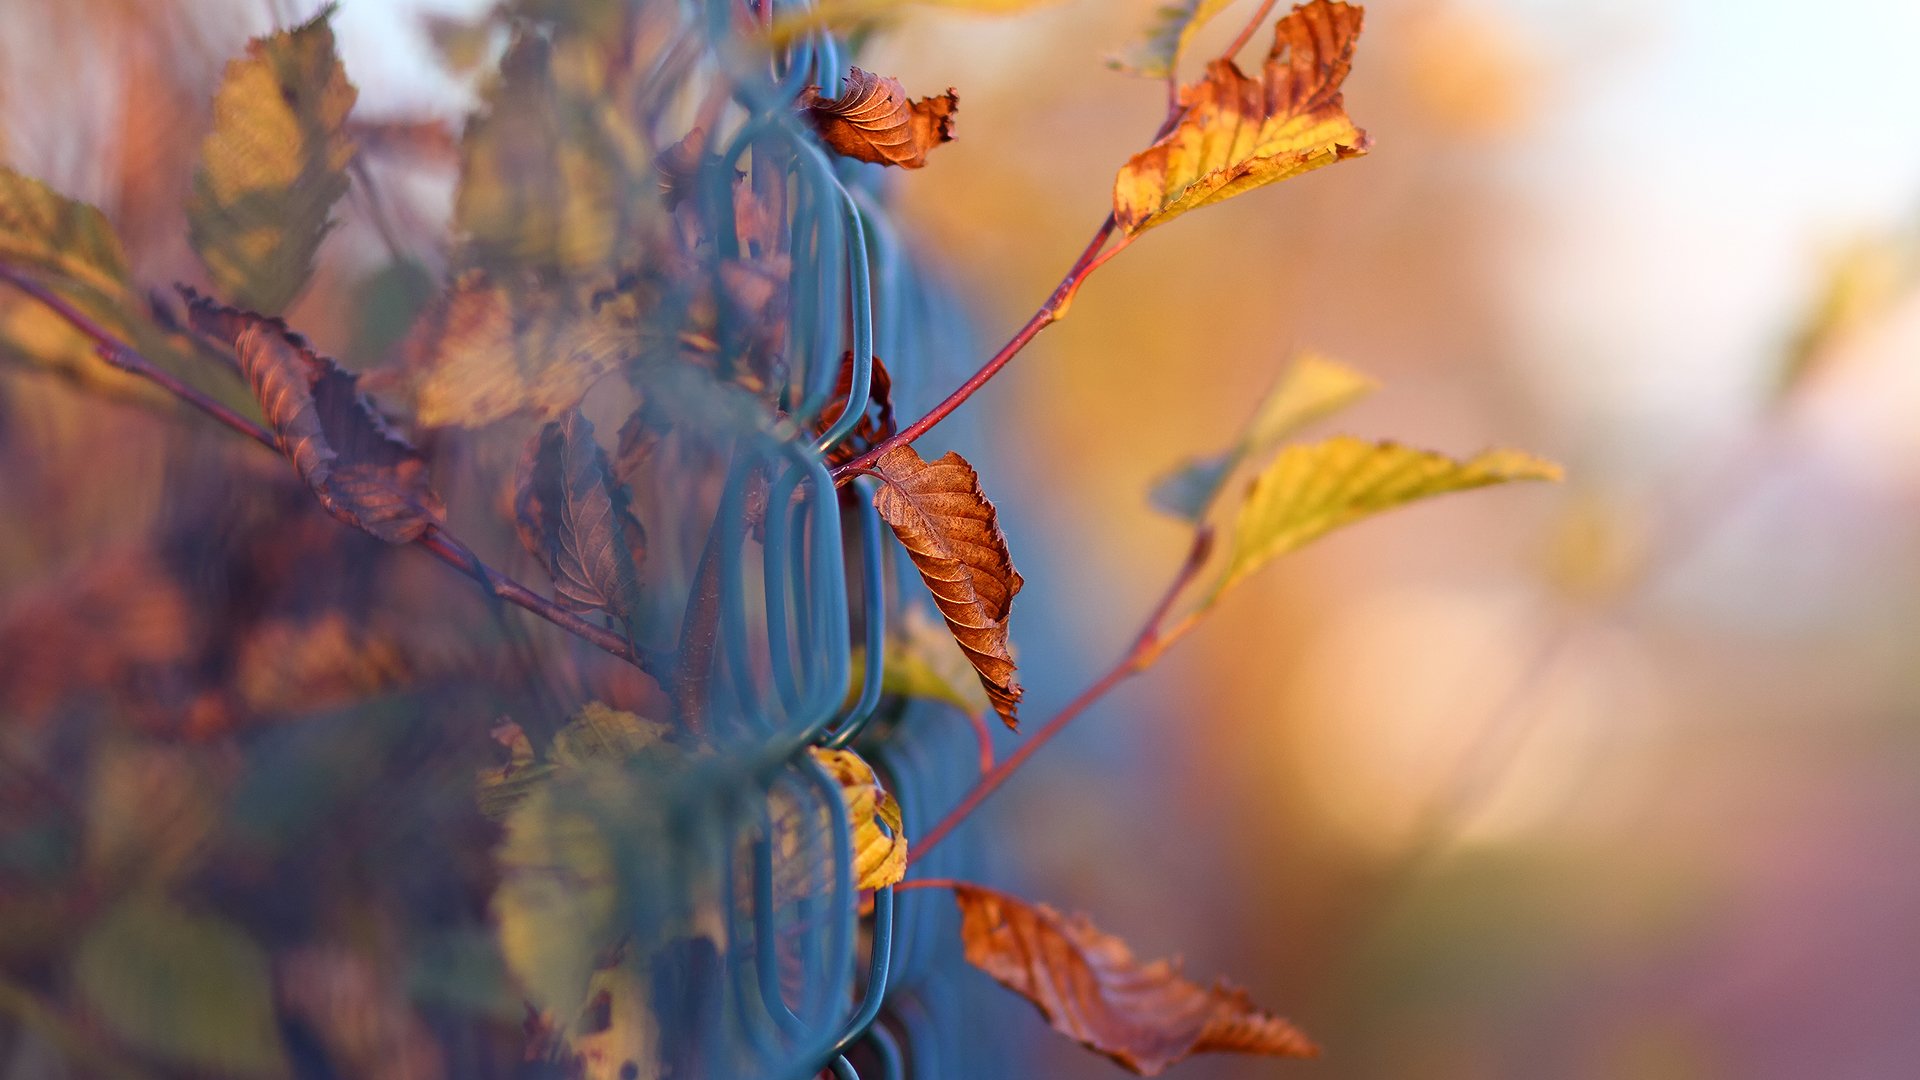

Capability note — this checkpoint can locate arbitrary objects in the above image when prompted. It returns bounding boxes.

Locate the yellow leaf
[1109,0,1238,79]
[846,604,991,719]
[455,33,650,272]
[188,10,357,314]
[810,747,906,891]
[0,167,129,296]
[1775,229,1920,400]
[550,703,668,768]
[1114,0,1371,236]
[400,270,633,428]
[1214,436,1562,601]
[1152,349,1376,520]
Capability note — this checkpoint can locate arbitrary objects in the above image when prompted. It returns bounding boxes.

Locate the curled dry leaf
[801,67,958,170]
[871,446,1024,728]
[1114,0,1371,236]
[188,10,358,314]
[514,410,648,627]
[814,351,897,467]
[810,747,907,891]
[185,291,446,544]
[953,884,1318,1075]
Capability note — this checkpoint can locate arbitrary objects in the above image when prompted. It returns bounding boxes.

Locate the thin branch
[1220,0,1280,62]
[910,528,1214,865]
[0,265,665,686]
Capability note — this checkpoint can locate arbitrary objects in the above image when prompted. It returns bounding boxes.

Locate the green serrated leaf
[1213,436,1562,602]
[1152,350,1377,520]
[1109,0,1237,79]
[0,168,129,295]
[188,9,357,314]
[75,897,288,1078]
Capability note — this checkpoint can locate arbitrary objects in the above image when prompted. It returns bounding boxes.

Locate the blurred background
[5,1,1920,1078]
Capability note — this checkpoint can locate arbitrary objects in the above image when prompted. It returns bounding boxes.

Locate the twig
[910,528,1214,865]
[1220,0,1280,62]
[0,265,666,686]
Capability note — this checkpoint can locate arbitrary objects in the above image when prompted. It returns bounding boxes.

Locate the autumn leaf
[0,167,129,296]
[1152,350,1376,520]
[801,68,959,170]
[1110,0,1237,79]
[1213,435,1562,602]
[815,351,897,467]
[847,603,991,718]
[1114,0,1371,236]
[770,0,1065,42]
[514,409,648,628]
[76,897,289,1077]
[953,884,1317,1075]
[455,31,649,272]
[188,10,358,314]
[185,291,446,543]
[811,747,907,891]
[871,446,1024,728]
[400,270,633,428]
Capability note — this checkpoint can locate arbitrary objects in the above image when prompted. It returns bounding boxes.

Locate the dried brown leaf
[801,67,958,169]
[185,290,446,543]
[871,446,1023,727]
[954,884,1318,1075]
[514,409,647,626]
[814,351,896,468]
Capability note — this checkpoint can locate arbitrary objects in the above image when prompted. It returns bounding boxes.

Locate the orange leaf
[1114,0,1371,236]
[801,67,958,170]
[185,290,445,544]
[954,884,1318,1075]
[871,446,1023,728]
[814,352,897,468]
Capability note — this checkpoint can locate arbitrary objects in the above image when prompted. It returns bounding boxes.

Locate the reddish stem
[831,218,1127,483]
[1221,0,1281,61]
[0,265,663,684]
[910,529,1213,865]
[891,877,963,894]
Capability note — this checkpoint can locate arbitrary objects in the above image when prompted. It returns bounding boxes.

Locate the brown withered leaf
[814,351,896,467]
[801,67,958,169]
[871,446,1023,728]
[185,290,446,543]
[954,884,1318,1075]
[1114,0,1371,236]
[515,409,647,627]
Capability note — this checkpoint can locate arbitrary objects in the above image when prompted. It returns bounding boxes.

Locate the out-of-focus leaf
[573,963,660,1080]
[814,351,896,467]
[275,946,445,1080]
[810,747,906,891]
[801,68,958,170]
[455,32,649,272]
[1110,0,1236,79]
[186,293,446,543]
[1151,350,1375,520]
[515,410,647,627]
[770,0,1064,42]
[75,897,289,1078]
[400,270,632,428]
[1774,229,1920,400]
[849,603,990,718]
[871,446,1024,728]
[84,741,218,890]
[0,167,129,295]
[187,10,358,314]
[1114,0,1371,236]
[1213,436,1562,601]
[0,550,194,725]
[476,720,552,820]
[953,884,1317,1075]
[549,702,667,767]
[231,612,415,714]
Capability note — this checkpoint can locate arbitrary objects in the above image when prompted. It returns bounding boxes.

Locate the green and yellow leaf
[188,10,358,314]
[0,167,129,295]
[1114,0,1370,236]
[1152,349,1375,520]
[1213,435,1562,601]
[75,898,289,1078]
